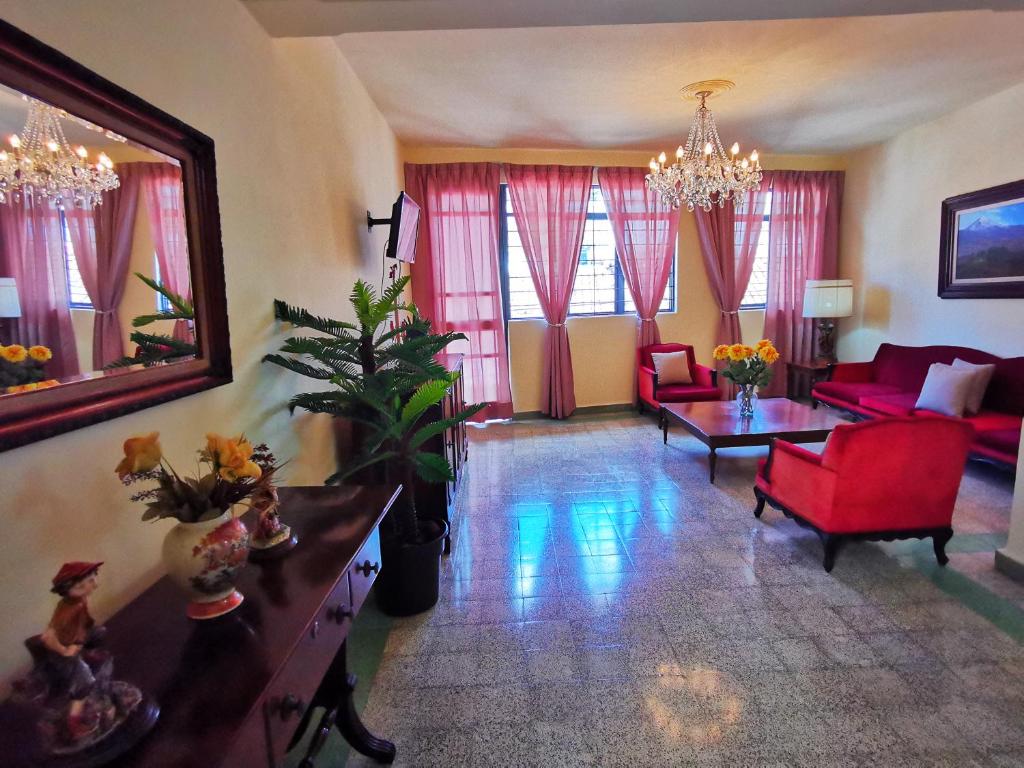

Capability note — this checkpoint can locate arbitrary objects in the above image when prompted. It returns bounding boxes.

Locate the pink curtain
[762,170,844,396]
[138,163,191,342]
[597,167,679,348]
[694,188,769,396]
[406,163,513,421]
[65,164,142,368]
[506,165,591,419]
[0,198,79,378]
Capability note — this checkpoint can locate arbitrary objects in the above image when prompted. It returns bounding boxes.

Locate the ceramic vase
[736,384,758,417]
[162,509,249,620]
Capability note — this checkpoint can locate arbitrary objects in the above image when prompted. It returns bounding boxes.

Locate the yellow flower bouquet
[0,342,54,393]
[713,340,780,388]
[117,431,281,523]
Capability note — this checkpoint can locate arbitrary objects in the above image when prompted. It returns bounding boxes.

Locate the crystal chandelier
[0,97,119,208]
[646,80,762,212]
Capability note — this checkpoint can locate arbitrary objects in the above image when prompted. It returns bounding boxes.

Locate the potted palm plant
[263,277,482,614]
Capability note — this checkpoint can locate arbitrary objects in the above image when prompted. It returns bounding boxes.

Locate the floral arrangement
[713,339,780,388]
[117,432,281,523]
[0,343,59,393]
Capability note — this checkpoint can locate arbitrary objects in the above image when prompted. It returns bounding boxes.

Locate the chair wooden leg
[753,488,766,519]
[822,534,842,573]
[933,528,953,566]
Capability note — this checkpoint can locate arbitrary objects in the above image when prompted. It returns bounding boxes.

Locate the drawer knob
[354,560,380,577]
[273,693,306,721]
[326,603,353,624]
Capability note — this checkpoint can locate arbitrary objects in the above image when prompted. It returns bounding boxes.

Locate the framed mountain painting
[939,179,1024,298]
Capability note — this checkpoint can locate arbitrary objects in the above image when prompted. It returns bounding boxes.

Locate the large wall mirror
[0,21,231,450]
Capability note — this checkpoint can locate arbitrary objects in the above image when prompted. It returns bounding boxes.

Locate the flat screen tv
[386,192,420,263]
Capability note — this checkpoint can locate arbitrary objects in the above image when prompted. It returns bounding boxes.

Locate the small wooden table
[661,398,844,483]
[785,359,833,401]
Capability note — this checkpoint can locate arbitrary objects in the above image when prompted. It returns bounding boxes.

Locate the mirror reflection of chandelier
[646,80,762,212]
[0,96,119,208]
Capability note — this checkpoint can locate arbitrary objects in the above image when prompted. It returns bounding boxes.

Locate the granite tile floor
[347,412,1024,767]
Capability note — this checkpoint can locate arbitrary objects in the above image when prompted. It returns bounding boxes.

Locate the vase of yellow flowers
[712,340,780,417]
[0,343,59,394]
[116,432,281,620]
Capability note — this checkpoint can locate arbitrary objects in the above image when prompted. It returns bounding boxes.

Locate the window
[61,212,92,309]
[739,191,772,309]
[501,185,675,320]
[153,255,173,312]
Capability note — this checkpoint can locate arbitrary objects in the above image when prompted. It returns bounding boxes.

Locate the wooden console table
[0,485,400,768]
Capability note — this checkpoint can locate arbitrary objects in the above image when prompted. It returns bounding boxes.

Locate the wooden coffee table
[661,398,845,483]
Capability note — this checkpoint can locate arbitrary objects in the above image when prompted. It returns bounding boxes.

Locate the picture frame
[938,178,1024,299]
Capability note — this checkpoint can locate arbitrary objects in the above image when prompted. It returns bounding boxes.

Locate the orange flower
[28,345,52,362]
[1,344,27,363]
[758,344,780,364]
[206,433,262,482]
[727,343,748,361]
[712,344,731,361]
[116,432,163,479]
[755,339,774,350]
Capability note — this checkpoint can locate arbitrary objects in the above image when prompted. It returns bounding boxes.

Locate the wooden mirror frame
[0,20,231,451]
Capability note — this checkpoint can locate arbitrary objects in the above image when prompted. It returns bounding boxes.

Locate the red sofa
[754,416,975,571]
[637,344,720,419]
[812,343,1023,468]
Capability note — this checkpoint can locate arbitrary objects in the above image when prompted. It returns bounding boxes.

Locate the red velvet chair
[637,344,720,422]
[753,416,974,572]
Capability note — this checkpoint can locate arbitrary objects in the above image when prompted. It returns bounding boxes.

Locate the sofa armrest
[638,365,658,404]
[828,361,874,383]
[762,439,837,527]
[693,363,717,388]
[764,438,824,482]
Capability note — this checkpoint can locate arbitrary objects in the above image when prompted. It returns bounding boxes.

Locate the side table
[786,360,832,402]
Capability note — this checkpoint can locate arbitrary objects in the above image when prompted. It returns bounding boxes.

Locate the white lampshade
[802,279,853,319]
[0,277,21,319]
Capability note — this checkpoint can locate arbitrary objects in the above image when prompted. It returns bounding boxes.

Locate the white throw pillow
[650,351,692,385]
[951,358,996,415]
[914,363,976,418]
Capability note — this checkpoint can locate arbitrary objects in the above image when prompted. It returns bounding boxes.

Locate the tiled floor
[347,412,1024,767]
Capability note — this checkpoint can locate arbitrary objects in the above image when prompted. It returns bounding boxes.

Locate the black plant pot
[376,518,449,617]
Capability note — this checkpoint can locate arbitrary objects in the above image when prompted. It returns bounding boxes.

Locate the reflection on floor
[343,412,1024,767]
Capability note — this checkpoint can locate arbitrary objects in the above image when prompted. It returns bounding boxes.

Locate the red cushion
[858,392,919,416]
[656,384,721,402]
[872,343,1001,390]
[974,428,1021,456]
[813,381,905,405]
[963,410,1022,434]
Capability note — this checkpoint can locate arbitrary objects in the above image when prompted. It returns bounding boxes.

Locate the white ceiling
[242,3,1024,154]
[334,11,1024,153]
[242,0,1024,36]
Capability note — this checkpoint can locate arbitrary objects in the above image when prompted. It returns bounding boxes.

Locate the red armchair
[753,416,974,572]
[637,344,720,422]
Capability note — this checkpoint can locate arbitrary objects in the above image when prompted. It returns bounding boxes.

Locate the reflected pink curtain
[65,164,141,368]
[762,171,844,396]
[0,198,79,378]
[406,162,513,421]
[506,165,591,419]
[597,167,679,348]
[138,163,191,342]
[694,188,768,396]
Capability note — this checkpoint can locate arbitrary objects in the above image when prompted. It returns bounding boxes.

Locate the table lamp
[801,279,853,361]
[0,277,21,340]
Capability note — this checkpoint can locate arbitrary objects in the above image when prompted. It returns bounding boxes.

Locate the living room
[0,1,1022,766]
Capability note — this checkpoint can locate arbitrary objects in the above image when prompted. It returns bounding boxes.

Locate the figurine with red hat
[12,561,159,762]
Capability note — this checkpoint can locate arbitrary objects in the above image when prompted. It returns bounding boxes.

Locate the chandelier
[0,96,119,208]
[646,80,762,212]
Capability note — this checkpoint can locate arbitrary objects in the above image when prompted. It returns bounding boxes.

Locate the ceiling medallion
[646,80,762,212]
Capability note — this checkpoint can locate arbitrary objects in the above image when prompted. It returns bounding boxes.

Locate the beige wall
[402,146,845,411]
[839,81,1024,361]
[0,0,401,685]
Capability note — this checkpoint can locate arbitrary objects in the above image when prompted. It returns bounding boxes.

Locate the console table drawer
[257,578,351,765]
[348,527,381,614]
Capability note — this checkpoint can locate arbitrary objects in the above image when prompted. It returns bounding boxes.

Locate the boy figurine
[40,561,107,743]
